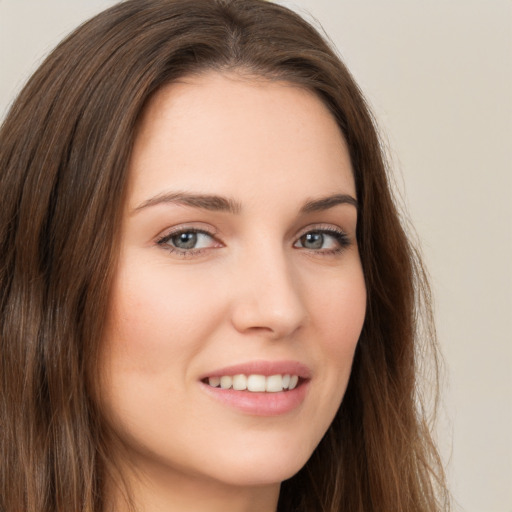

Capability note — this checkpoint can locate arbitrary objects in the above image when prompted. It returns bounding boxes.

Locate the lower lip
[200,381,309,416]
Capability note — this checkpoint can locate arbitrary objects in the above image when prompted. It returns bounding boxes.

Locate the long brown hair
[0,0,449,510]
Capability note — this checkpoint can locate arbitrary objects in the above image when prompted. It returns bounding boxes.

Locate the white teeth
[206,373,301,392]
[208,376,221,387]
[266,374,283,392]
[220,376,232,389]
[247,374,266,392]
[232,374,247,390]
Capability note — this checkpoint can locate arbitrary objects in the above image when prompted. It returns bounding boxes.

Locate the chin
[193,437,316,488]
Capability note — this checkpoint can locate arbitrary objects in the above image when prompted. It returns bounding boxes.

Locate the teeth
[232,374,247,390]
[208,376,221,387]
[247,374,266,392]
[266,374,283,392]
[207,374,301,392]
[220,376,232,389]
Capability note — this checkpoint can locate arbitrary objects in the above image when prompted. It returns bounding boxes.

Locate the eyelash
[294,227,351,255]
[156,228,220,257]
[156,226,351,257]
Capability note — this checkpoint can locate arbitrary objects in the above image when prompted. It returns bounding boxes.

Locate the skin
[100,71,367,512]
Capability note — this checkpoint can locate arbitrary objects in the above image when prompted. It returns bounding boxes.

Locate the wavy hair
[0,0,449,510]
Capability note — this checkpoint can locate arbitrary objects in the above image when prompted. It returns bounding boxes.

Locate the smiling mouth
[204,374,301,393]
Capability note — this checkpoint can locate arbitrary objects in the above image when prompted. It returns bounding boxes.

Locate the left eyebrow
[132,191,242,215]
[299,194,358,213]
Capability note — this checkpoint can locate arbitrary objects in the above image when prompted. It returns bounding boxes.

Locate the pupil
[173,232,197,249]
[302,232,323,249]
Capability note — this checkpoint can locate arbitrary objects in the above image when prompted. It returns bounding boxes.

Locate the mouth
[199,361,310,416]
[203,373,302,393]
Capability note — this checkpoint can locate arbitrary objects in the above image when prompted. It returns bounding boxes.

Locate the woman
[0,0,449,511]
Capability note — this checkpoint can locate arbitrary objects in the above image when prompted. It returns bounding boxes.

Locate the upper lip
[200,360,312,380]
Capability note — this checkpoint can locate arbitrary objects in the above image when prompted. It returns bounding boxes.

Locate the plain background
[1,1,511,510]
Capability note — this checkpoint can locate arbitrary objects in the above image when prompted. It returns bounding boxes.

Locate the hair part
[0,1,449,510]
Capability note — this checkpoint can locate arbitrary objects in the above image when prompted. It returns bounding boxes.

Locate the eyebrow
[132,191,357,215]
[133,192,242,215]
[299,193,358,213]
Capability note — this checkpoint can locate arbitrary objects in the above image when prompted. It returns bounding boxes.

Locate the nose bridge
[229,238,306,338]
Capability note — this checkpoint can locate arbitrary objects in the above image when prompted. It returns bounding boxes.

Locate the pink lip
[199,360,311,416]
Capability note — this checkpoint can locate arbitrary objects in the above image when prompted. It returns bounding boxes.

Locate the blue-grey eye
[171,232,198,249]
[294,229,349,251]
[161,230,216,251]
[300,232,324,249]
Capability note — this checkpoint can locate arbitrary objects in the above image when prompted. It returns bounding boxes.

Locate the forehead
[128,71,355,207]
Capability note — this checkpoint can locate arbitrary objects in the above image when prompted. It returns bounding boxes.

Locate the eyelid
[295,223,351,239]
[155,224,223,255]
[155,223,219,241]
[153,222,352,257]
[293,223,352,252]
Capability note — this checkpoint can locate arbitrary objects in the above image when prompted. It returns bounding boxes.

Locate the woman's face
[101,72,366,493]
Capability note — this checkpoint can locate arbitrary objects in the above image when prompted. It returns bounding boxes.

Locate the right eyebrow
[299,193,358,213]
[132,191,242,215]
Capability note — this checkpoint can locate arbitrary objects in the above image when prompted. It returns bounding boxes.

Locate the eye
[157,228,220,253]
[294,228,350,253]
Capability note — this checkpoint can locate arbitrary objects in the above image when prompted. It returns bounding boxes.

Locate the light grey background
[1,1,511,511]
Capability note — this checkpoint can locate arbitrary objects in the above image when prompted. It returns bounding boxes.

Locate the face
[101,72,366,494]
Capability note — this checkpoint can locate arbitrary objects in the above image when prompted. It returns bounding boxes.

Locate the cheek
[98,256,226,450]
[310,263,366,349]
[326,288,366,358]
[305,262,366,393]
[104,255,221,375]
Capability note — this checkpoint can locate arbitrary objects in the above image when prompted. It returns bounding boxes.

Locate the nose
[229,247,307,340]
